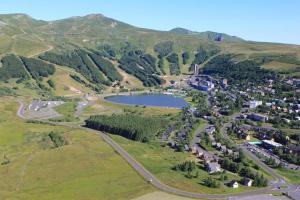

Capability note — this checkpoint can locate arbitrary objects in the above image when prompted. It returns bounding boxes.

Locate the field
[275,168,300,184]
[111,135,257,195]
[0,97,155,200]
[133,191,195,200]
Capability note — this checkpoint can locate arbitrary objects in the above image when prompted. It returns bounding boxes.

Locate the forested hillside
[0,13,300,94]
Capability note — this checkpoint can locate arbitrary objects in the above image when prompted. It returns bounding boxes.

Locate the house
[229,180,239,188]
[216,143,222,149]
[203,154,214,164]
[227,149,233,155]
[241,132,251,141]
[206,126,216,134]
[249,100,263,109]
[196,150,204,157]
[220,145,227,152]
[262,140,282,150]
[243,178,253,187]
[206,162,222,174]
[184,144,190,151]
[248,113,269,122]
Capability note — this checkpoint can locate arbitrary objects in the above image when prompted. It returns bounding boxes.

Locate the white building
[249,100,263,109]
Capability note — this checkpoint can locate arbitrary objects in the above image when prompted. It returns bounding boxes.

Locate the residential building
[262,140,282,150]
[243,178,253,187]
[249,100,263,109]
[229,180,239,188]
[206,162,222,174]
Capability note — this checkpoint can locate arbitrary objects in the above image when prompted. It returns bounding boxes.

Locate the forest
[203,54,275,84]
[85,114,168,142]
[88,53,122,82]
[0,54,28,82]
[20,57,55,80]
[119,49,164,86]
[166,53,181,75]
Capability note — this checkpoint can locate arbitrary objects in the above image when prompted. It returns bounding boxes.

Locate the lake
[105,94,189,109]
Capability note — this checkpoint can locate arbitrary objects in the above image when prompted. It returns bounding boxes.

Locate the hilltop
[0,13,300,97]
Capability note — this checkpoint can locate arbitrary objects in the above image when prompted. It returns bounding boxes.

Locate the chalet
[248,113,269,122]
[262,140,282,150]
[249,100,263,109]
[216,143,222,149]
[241,132,251,141]
[196,150,204,157]
[233,152,239,160]
[229,180,239,188]
[206,162,222,174]
[206,126,216,134]
[227,149,233,155]
[220,145,227,152]
[184,144,190,151]
[203,154,214,164]
[243,178,253,187]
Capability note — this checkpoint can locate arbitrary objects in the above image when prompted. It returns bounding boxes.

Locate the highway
[17,101,299,199]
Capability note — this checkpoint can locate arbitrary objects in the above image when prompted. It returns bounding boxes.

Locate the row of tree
[0,54,29,82]
[85,114,168,142]
[166,53,181,75]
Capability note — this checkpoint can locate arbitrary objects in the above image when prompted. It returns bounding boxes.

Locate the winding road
[17,101,298,199]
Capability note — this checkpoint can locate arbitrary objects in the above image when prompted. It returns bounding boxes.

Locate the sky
[0,0,299,44]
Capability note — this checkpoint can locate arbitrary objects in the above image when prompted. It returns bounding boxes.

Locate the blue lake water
[105,94,189,109]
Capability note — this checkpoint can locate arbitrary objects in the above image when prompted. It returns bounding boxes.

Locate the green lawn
[0,97,154,200]
[275,168,300,184]
[53,101,79,122]
[111,135,257,194]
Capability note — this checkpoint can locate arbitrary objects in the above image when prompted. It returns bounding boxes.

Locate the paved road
[16,101,294,199]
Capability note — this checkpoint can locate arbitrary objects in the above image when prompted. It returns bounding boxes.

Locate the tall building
[194,64,199,75]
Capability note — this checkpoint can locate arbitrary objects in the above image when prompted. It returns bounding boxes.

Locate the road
[17,101,298,199]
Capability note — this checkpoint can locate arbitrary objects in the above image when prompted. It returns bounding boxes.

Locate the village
[161,64,300,190]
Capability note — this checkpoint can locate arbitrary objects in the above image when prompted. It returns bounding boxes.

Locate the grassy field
[133,191,196,200]
[262,61,299,72]
[111,135,257,195]
[275,168,300,184]
[53,101,79,122]
[0,97,155,200]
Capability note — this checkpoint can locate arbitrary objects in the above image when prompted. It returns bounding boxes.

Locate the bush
[48,132,67,148]
[203,176,220,188]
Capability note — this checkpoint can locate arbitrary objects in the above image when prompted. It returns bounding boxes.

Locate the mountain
[169,27,243,42]
[0,13,300,97]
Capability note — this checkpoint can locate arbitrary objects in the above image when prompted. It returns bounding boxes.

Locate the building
[194,64,199,75]
[229,180,239,188]
[243,178,253,187]
[206,126,216,134]
[206,162,222,174]
[249,100,263,109]
[248,113,269,122]
[262,140,282,150]
[241,133,251,141]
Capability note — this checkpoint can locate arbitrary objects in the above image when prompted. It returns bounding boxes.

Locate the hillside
[1,13,300,96]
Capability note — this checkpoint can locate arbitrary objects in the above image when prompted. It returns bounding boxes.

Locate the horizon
[0,0,300,45]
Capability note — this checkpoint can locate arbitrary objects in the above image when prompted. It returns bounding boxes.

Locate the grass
[262,61,298,72]
[133,191,197,200]
[53,101,79,122]
[111,135,257,195]
[0,97,155,200]
[50,66,93,97]
[275,168,300,184]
